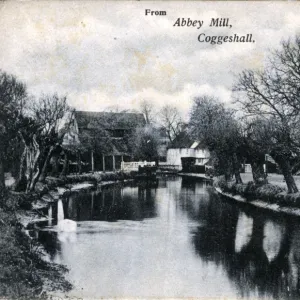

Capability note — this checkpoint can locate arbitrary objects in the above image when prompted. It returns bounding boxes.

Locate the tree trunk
[280,162,298,194]
[0,150,6,193]
[234,171,243,184]
[51,153,60,176]
[224,170,232,181]
[77,151,82,174]
[15,147,27,191]
[39,146,55,182]
[277,158,298,194]
[251,161,268,185]
[26,135,41,193]
[233,154,243,184]
[60,151,69,177]
[29,166,41,192]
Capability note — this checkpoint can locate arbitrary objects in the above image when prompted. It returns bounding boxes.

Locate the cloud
[0,1,299,116]
[70,83,232,122]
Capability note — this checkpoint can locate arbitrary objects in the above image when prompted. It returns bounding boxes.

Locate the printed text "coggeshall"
[198,33,255,44]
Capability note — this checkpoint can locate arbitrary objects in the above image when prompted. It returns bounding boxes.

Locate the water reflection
[235,212,253,253]
[289,225,300,292]
[192,189,300,299]
[263,219,286,263]
[37,177,300,299]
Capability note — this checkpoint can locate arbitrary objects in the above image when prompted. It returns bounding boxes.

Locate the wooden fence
[121,161,156,171]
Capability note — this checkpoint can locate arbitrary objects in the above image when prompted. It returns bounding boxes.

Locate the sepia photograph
[1,1,300,299]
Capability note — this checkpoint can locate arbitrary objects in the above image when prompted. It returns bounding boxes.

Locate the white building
[166,133,210,170]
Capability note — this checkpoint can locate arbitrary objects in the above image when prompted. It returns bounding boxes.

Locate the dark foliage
[0,191,72,299]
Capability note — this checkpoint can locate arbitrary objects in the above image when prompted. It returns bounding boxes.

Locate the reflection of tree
[192,190,300,299]
[38,230,61,260]
[62,183,158,222]
[235,212,253,253]
[37,183,158,259]
[192,192,238,265]
[288,225,300,294]
[178,177,212,221]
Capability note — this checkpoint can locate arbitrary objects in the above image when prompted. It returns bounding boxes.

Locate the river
[37,176,300,299]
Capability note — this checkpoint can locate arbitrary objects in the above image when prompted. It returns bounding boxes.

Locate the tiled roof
[75,111,145,130]
[168,131,205,149]
[168,131,193,148]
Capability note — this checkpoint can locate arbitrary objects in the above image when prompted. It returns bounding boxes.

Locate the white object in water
[48,205,53,226]
[57,219,77,232]
[57,199,64,222]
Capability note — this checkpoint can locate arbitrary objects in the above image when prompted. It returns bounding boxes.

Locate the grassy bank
[14,171,137,210]
[35,171,137,193]
[215,175,300,209]
[0,191,72,299]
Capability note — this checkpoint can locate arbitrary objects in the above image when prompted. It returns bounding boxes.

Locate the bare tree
[234,36,300,193]
[159,104,183,142]
[17,94,73,191]
[269,35,300,112]
[139,99,155,125]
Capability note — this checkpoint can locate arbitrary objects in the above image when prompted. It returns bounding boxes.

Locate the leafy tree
[0,71,27,192]
[129,125,159,162]
[189,96,243,183]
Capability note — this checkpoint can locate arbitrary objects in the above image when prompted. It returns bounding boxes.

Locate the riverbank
[215,186,300,218]
[177,172,300,218]
[178,172,213,180]
[214,176,300,218]
[0,190,72,299]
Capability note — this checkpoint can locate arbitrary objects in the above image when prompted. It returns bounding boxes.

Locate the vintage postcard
[1,1,300,299]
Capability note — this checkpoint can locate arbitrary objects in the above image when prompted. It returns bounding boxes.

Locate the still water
[38,176,300,299]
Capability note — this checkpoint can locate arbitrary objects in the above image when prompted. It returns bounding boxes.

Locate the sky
[0,1,300,120]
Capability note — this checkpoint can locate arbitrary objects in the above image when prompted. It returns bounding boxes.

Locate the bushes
[217,177,284,202]
[45,171,136,188]
[234,183,247,195]
[215,176,298,206]
[274,192,300,208]
[242,181,257,198]
[255,184,284,203]
[205,168,214,178]
[215,176,228,191]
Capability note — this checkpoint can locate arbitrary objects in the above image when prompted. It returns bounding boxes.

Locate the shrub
[255,184,284,203]
[215,176,228,191]
[275,192,300,208]
[205,168,214,178]
[215,177,285,203]
[243,181,256,198]
[235,183,247,195]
